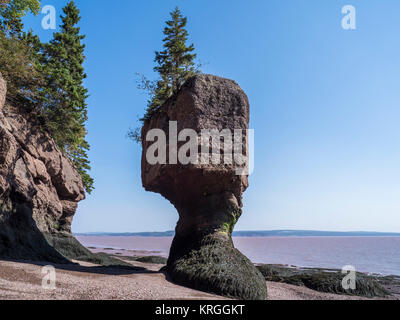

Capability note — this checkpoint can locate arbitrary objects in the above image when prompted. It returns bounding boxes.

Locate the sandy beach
[0,258,397,300]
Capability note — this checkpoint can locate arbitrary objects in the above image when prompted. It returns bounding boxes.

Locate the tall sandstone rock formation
[0,72,91,263]
[141,74,267,300]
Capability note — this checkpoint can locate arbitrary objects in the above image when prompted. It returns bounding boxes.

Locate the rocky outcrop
[141,74,267,300]
[257,264,391,298]
[0,72,88,263]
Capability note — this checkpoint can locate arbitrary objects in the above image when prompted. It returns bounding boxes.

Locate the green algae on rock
[257,264,390,298]
[168,232,267,300]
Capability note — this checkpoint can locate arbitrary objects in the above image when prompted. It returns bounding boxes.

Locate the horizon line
[74,229,400,236]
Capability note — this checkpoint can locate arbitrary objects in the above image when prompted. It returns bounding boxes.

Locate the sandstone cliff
[0,73,95,263]
[141,74,267,300]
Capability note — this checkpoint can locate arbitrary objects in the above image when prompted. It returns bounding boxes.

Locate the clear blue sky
[23,0,400,233]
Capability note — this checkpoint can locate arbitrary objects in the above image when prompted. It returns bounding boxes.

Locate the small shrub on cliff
[0,0,42,106]
[0,30,43,106]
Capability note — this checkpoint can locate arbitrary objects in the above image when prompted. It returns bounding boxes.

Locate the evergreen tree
[143,6,199,120]
[42,0,93,193]
[0,0,40,36]
[0,0,93,193]
[0,0,43,106]
[23,28,43,66]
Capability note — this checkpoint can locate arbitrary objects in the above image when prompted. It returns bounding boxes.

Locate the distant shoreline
[74,230,400,238]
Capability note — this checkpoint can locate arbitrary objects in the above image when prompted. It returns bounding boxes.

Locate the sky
[22,0,400,233]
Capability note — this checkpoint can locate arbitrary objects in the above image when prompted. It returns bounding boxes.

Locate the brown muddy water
[76,236,400,276]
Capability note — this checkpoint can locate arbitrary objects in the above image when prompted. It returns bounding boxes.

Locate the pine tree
[42,0,93,193]
[143,6,199,120]
[0,0,40,36]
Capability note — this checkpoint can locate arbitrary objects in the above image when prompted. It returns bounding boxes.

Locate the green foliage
[0,0,40,36]
[127,125,141,143]
[136,7,200,124]
[146,6,199,118]
[0,1,42,105]
[41,0,93,193]
[221,207,242,235]
[0,0,93,194]
[129,7,199,142]
[0,29,43,106]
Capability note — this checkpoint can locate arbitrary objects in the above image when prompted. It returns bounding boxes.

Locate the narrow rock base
[167,232,267,300]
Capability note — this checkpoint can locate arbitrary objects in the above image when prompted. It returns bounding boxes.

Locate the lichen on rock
[141,74,267,300]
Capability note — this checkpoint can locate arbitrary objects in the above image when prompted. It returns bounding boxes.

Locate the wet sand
[0,258,396,300]
[0,259,222,300]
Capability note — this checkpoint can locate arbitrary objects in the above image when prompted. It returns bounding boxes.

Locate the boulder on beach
[141,74,267,300]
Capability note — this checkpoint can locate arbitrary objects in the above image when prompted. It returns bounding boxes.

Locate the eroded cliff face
[141,74,267,300]
[0,73,87,262]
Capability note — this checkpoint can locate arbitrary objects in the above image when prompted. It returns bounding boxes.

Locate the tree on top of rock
[42,0,93,193]
[143,6,200,120]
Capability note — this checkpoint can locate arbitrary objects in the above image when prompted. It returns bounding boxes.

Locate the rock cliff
[0,72,93,263]
[141,74,267,300]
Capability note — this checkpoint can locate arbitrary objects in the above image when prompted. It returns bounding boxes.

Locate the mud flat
[0,254,398,300]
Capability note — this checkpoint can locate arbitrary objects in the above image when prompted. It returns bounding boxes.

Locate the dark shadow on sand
[0,258,161,276]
